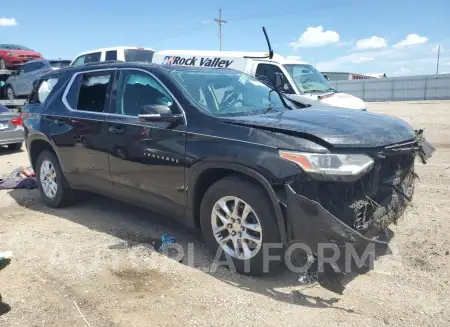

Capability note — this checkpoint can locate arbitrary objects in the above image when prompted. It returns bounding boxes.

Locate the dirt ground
[1,101,449,327]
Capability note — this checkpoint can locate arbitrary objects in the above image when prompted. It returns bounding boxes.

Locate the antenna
[244,26,274,59]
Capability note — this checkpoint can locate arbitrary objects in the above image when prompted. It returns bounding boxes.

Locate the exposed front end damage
[281,131,436,293]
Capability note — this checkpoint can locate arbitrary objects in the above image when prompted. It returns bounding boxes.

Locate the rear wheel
[7,142,22,151]
[6,86,15,100]
[36,150,74,208]
[200,175,283,275]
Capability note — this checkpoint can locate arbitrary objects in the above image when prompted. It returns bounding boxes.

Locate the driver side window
[255,63,294,94]
[16,66,25,75]
[116,70,176,117]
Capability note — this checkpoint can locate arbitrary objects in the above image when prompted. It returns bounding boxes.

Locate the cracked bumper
[285,183,396,274]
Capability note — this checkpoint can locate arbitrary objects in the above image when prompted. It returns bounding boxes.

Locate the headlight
[279,150,374,176]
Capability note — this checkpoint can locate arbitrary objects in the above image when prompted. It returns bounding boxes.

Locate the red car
[0,44,43,71]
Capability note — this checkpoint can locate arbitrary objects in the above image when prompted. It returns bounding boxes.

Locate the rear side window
[71,52,101,66]
[28,77,60,104]
[124,49,154,63]
[24,61,45,73]
[23,63,35,73]
[105,50,117,61]
[65,71,114,112]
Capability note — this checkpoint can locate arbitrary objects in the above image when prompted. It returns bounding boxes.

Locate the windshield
[49,60,71,69]
[171,69,289,116]
[124,49,154,63]
[0,44,32,51]
[284,64,334,93]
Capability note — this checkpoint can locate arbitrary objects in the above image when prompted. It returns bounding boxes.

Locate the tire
[7,142,22,151]
[200,175,283,275]
[35,150,74,208]
[6,86,15,100]
[0,58,6,70]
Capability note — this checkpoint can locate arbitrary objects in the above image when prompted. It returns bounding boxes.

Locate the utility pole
[436,44,441,75]
[214,9,227,51]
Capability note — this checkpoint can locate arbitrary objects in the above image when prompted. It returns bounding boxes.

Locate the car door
[106,68,187,218]
[8,65,26,95]
[52,69,115,193]
[15,62,41,96]
[23,61,47,95]
[254,63,296,94]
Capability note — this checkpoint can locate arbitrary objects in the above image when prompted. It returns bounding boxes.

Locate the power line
[226,0,364,22]
[214,9,227,51]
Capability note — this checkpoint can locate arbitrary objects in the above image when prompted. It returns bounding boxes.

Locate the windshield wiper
[304,88,336,93]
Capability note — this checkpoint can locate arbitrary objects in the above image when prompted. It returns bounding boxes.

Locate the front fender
[187,161,288,245]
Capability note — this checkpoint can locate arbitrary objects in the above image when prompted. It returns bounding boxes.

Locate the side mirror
[138,104,183,123]
[274,72,284,91]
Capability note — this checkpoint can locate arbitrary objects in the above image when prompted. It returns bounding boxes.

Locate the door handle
[109,126,125,134]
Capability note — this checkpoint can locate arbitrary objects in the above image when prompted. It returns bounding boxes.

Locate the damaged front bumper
[282,134,436,288]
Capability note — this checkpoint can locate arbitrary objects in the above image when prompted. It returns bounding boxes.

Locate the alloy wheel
[211,196,263,259]
[40,160,58,198]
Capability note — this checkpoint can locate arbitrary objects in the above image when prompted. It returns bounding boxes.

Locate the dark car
[21,62,434,282]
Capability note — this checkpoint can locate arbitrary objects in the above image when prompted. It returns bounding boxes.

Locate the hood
[4,49,41,57]
[319,92,367,110]
[286,92,367,110]
[219,107,416,148]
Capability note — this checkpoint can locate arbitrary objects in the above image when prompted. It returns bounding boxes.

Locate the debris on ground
[0,167,36,190]
[298,273,318,285]
[157,233,176,252]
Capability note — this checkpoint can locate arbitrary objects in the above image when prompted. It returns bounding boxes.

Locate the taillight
[10,116,23,125]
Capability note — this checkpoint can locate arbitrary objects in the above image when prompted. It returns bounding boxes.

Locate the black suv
[21,62,434,277]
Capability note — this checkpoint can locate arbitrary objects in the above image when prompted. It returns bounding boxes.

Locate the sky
[1,0,449,77]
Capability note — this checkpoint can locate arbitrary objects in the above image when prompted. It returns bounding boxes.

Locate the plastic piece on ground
[157,233,176,252]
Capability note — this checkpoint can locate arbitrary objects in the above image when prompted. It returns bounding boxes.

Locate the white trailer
[152,50,366,110]
[153,25,366,111]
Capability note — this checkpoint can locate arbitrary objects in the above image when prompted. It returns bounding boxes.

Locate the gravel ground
[0,101,449,327]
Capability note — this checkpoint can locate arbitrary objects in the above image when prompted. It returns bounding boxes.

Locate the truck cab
[70,46,155,67]
[152,50,366,110]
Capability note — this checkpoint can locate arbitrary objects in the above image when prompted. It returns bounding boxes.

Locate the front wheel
[200,175,283,275]
[36,150,74,208]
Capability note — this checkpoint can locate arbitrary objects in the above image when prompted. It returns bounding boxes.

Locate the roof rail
[82,60,125,66]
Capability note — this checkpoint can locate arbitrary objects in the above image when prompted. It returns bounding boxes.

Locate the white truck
[152,50,366,110]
